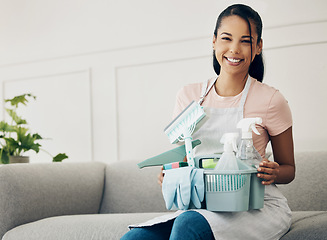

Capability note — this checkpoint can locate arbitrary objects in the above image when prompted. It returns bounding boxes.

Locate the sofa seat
[5,211,327,240]
[3,212,166,240]
[280,211,327,240]
[0,152,326,239]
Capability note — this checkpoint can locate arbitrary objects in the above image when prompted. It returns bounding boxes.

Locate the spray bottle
[236,117,263,168]
[214,133,239,171]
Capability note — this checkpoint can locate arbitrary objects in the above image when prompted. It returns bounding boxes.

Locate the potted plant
[0,93,68,164]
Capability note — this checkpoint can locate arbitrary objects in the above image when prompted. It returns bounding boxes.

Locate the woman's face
[213,15,262,77]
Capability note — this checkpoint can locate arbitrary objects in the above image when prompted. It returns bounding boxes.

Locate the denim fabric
[120,211,214,240]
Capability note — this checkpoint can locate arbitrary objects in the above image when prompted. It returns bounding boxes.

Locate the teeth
[227,58,241,63]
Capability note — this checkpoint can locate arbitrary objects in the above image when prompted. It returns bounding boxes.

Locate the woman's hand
[158,157,187,187]
[257,159,280,185]
[157,166,164,187]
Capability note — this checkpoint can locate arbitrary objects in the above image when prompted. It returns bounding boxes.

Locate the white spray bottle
[214,133,239,171]
[236,117,263,168]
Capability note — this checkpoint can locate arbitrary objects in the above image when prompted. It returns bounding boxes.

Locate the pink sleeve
[265,90,292,136]
[172,88,187,119]
[172,85,198,119]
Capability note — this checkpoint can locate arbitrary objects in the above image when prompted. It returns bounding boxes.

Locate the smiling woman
[212,15,263,96]
[213,5,264,84]
[121,3,295,240]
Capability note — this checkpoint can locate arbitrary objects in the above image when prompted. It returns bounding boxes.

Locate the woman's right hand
[157,166,164,187]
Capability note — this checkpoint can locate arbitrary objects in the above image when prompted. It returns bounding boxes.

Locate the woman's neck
[215,72,248,97]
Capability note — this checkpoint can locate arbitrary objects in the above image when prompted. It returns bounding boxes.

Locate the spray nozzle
[237,117,262,139]
[220,132,239,152]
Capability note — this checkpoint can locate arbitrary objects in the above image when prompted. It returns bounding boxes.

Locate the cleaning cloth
[162,167,204,210]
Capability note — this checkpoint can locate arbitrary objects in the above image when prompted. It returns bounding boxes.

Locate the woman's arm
[257,126,295,185]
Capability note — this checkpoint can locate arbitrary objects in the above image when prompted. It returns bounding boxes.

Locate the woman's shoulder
[246,78,290,117]
[246,78,292,134]
[173,80,207,118]
[179,81,203,94]
[251,78,278,94]
[177,79,213,102]
[249,78,287,104]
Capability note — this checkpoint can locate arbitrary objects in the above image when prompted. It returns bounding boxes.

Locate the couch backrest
[277,151,327,211]
[99,161,168,214]
[100,151,327,213]
[0,162,106,240]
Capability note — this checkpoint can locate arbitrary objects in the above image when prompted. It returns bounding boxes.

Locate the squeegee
[137,139,201,169]
[164,101,206,167]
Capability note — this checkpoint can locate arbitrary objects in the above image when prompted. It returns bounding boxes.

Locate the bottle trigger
[252,124,260,135]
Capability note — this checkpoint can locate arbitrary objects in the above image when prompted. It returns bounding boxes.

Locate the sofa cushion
[0,162,106,239]
[5,211,327,240]
[277,151,327,211]
[280,211,327,240]
[100,161,168,213]
[2,213,166,240]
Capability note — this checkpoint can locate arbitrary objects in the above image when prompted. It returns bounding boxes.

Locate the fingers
[157,173,163,186]
[257,159,280,185]
[157,166,164,186]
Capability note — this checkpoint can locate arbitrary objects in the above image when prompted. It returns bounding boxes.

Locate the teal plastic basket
[195,155,265,212]
[249,171,265,210]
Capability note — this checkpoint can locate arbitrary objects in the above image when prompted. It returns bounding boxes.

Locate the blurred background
[0,0,326,163]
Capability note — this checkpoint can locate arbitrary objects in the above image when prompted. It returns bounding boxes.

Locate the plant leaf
[5,93,36,108]
[5,109,27,125]
[2,93,66,162]
[3,137,19,154]
[16,129,41,153]
[0,148,10,164]
[53,153,68,162]
[0,121,16,132]
[32,133,43,140]
[16,127,29,138]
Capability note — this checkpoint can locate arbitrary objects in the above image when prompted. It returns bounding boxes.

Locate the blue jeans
[120,211,215,240]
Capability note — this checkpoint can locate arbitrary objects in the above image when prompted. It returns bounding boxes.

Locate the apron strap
[198,77,217,105]
[198,75,251,106]
[239,75,252,108]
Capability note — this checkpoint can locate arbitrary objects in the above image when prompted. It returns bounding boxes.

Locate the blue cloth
[162,167,204,210]
[120,211,214,240]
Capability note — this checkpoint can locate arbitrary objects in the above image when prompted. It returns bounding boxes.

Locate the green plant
[0,93,68,164]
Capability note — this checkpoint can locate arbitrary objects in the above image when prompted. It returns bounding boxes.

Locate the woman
[121,4,295,240]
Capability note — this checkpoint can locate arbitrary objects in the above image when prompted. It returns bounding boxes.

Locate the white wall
[0,0,326,163]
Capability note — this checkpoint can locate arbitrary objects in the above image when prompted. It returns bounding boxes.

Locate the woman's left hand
[257,159,280,185]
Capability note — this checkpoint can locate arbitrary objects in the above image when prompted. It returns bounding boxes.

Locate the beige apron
[131,76,292,240]
[193,75,251,156]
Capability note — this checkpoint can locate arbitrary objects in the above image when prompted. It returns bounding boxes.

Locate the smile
[226,57,242,63]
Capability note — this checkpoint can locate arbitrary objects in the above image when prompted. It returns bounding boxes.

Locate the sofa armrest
[0,162,106,239]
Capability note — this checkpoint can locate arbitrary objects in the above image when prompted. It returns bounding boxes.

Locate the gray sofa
[0,151,326,239]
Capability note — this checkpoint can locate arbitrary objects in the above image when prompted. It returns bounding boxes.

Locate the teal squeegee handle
[137,139,201,169]
[184,131,195,167]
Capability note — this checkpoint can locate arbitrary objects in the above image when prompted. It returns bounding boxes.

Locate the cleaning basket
[195,155,265,212]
